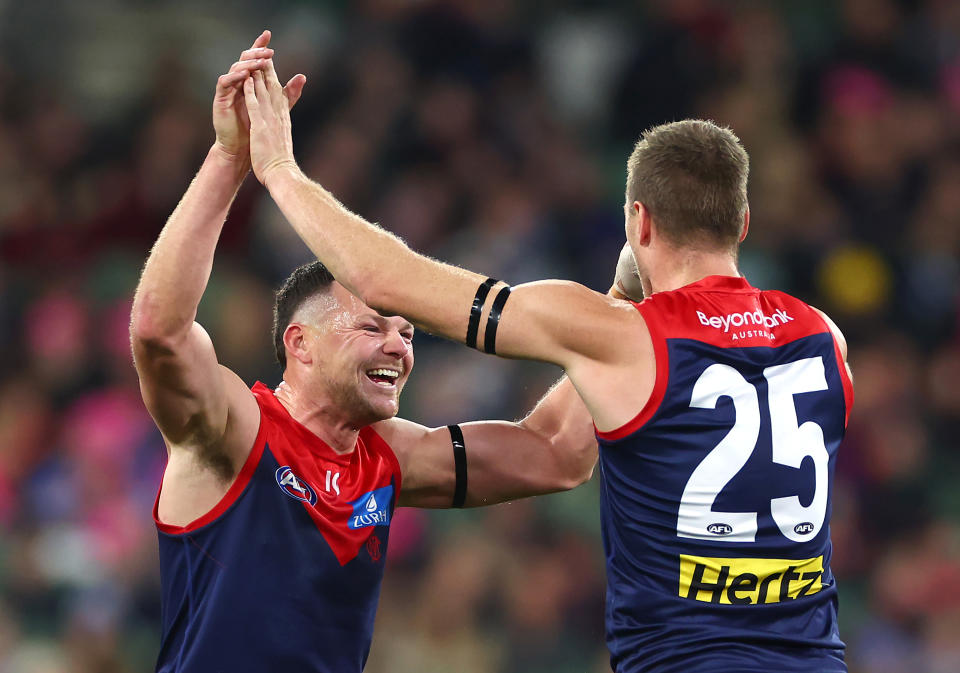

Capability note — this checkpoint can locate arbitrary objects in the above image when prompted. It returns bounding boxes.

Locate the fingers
[263,58,283,91]
[283,74,307,109]
[242,76,260,120]
[238,46,273,62]
[228,58,267,75]
[216,70,251,93]
[251,29,271,50]
[253,69,270,102]
[215,58,268,98]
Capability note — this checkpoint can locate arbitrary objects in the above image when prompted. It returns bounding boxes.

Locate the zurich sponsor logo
[275,466,318,506]
[794,522,815,535]
[349,485,394,529]
[707,523,733,536]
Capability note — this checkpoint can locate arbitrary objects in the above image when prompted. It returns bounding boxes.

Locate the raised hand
[243,56,306,185]
[212,30,275,162]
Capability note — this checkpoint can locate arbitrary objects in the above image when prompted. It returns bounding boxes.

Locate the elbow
[551,441,598,492]
[129,295,188,353]
[564,460,596,491]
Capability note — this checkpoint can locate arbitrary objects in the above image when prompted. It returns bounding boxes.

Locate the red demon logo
[366,535,382,562]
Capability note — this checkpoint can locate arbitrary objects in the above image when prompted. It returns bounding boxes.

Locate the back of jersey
[596,275,853,673]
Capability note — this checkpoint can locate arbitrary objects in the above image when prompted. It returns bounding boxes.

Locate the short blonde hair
[626,120,749,250]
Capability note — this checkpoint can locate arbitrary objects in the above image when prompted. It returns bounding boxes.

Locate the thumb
[284,74,307,110]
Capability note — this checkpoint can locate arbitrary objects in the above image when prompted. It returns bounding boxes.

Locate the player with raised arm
[244,50,854,672]
[131,33,596,673]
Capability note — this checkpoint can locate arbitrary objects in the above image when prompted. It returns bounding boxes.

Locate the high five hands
[239,35,305,185]
[213,30,306,170]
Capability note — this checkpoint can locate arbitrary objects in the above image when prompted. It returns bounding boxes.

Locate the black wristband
[466,278,498,350]
[483,285,512,354]
[448,424,467,508]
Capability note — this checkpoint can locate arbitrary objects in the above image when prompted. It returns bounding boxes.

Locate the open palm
[213,30,305,163]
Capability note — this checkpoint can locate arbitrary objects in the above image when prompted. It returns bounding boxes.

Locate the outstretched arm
[375,377,596,508]
[243,61,638,375]
[131,33,305,460]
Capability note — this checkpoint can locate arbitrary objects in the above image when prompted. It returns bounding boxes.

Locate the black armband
[448,424,467,508]
[483,285,512,354]
[466,278,499,350]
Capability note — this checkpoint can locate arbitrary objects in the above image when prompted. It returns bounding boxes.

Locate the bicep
[378,419,457,508]
[383,409,596,509]
[133,321,229,448]
[488,280,638,368]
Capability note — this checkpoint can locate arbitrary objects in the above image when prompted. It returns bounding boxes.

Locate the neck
[647,246,740,295]
[274,377,362,454]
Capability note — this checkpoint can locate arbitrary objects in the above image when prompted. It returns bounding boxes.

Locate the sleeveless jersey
[154,382,402,673]
[596,276,853,673]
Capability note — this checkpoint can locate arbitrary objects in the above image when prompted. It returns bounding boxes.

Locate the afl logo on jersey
[275,466,318,506]
[707,523,733,536]
[794,522,815,535]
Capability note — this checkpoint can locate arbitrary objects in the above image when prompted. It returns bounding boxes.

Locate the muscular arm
[131,37,295,462]
[130,145,258,456]
[375,377,596,508]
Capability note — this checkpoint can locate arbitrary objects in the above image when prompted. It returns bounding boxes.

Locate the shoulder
[368,417,434,460]
[363,419,416,470]
[808,305,849,361]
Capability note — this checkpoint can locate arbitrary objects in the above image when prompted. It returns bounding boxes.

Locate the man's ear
[739,208,750,243]
[636,202,654,247]
[283,323,312,365]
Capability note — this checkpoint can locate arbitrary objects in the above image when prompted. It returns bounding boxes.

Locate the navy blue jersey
[154,382,402,673]
[596,276,853,673]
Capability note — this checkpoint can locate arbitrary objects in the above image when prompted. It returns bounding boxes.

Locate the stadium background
[0,0,958,671]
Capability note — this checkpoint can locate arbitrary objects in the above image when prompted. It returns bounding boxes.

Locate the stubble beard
[327,372,397,427]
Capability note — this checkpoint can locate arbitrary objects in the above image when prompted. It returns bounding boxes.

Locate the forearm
[264,165,483,341]
[131,145,248,341]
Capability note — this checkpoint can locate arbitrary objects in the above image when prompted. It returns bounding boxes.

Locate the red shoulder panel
[252,383,403,566]
[595,276,842,440]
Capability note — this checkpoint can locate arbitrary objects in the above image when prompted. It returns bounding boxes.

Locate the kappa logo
[275,466,318,506]
[348,485,394,529]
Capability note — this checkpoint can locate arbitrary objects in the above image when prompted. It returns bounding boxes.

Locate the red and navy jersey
[596,276,853,673]
[153,382,401,673]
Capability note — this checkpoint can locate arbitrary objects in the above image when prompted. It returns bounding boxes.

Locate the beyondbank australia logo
[348,485,394,529]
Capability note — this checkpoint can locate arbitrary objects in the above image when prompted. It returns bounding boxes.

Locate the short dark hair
[273,261,336,370]
[626,120,749,250]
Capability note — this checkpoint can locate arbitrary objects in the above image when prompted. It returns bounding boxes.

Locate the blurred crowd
[0,0,958,671]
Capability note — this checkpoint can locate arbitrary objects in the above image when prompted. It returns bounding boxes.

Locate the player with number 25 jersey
[597,275,853,672]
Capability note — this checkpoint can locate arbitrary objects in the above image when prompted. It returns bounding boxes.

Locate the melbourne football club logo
[348,485,394,529]
[275,466,318,506]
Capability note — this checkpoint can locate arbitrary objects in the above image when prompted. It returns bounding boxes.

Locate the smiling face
[287,283,414,427]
